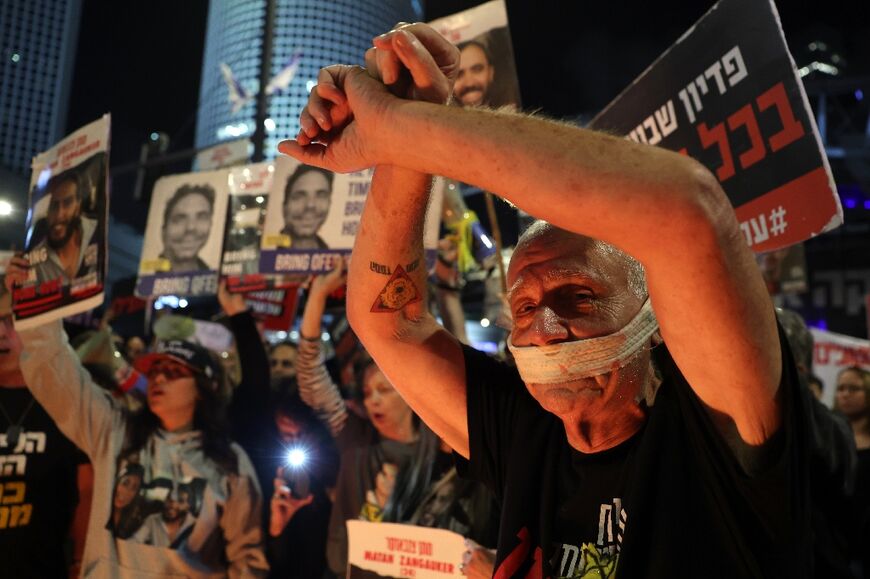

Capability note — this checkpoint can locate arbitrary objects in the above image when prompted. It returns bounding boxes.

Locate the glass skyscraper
[195,0,422,160]
[0,0,81,175]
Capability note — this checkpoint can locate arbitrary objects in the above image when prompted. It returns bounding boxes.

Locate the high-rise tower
[195,0,422,161]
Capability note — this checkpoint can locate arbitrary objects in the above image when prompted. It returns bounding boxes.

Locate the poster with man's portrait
[12,115,110,330]
[136,170,230,297]
[260,156,443,275]
[220,163,300,292]
[429,0,521,110]
[106,459,209,553]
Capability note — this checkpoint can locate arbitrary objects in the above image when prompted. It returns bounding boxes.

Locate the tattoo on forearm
[370,261,392,275]
[370,264,422,313]
[370,258,419,276]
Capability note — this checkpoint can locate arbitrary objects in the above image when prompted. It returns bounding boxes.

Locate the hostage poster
[135,169,230,297]
[13,115,110,330]
[346,520,465,579]
[429,0,521,110]
[589,0,841,253]
[259,156,443,275]
[428,0,520,273]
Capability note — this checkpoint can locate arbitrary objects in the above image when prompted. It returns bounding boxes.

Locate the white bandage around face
[507,298,659,384]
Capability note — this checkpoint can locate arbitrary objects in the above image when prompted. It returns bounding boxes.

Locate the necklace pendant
[6,425,21,449]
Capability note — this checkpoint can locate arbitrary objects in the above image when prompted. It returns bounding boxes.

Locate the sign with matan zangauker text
[346,520,466,578]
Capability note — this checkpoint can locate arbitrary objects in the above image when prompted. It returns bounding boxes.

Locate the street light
[0,200,13,217]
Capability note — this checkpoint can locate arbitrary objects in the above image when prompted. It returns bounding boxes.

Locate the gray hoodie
[19,321,269,578]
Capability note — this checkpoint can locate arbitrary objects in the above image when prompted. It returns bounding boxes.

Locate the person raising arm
[277,23,809,578]
[280,24,781,453]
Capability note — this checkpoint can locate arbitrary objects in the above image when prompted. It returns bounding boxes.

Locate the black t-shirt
[225,312,340,579]
[456,327,811,578]
[854,448,870,578]
[552,429,643,576]
[0,387,86,578]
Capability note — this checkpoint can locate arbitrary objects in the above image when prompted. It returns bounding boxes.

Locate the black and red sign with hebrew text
[589,0,842,253]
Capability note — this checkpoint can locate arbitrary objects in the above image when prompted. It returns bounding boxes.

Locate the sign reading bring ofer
[259,156,443,276]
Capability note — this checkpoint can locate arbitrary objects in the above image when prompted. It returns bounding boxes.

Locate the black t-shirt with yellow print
[456,324,811,578]
[0,387,86,578]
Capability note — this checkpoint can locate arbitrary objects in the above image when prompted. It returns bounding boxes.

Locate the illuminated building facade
[196,0,421,160]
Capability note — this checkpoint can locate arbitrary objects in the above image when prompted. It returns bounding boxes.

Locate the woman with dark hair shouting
[294,262,448,577]
[5,256,268,578]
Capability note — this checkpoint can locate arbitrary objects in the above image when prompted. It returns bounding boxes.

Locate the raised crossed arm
[281,24,781,447]
[291,25,472,456]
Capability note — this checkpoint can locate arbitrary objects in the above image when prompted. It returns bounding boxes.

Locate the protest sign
[346,520,465,579]
[589,0,841,253]
[260,157,443,276]
[246,287,301,332]
[136,169,230,297]
[429,0,521,110]
[13,115,110,330]
[429,1,520,287]
[811,328,870,408]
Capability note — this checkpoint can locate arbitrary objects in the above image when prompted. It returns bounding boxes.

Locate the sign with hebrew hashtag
[589,0,842,252]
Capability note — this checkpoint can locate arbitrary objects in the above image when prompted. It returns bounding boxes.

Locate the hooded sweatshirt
[19,321,269,578]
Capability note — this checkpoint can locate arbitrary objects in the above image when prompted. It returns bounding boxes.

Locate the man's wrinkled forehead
[507,231,609,294]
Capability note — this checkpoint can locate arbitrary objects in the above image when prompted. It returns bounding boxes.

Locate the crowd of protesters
[0,21,868,579]
[0,229,504,578]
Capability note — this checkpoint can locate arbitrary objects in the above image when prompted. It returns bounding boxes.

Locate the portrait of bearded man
[29,168,98,285]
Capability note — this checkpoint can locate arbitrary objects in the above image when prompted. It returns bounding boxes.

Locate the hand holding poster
[136,170,230,297]
[260,157,443,275]
[346,520,466,578]
[589,0,842,252]
[13,115,110,330]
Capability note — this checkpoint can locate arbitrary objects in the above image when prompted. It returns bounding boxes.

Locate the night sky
[66,0,869,208]
[62,0,869,334]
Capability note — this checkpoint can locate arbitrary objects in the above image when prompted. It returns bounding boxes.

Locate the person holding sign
[0,274,93,579]
[294,263,449,576]
[280,22,812,578]
[5,256,269,578]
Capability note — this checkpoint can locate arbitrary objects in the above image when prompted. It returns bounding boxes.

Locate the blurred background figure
[834,366,870,578]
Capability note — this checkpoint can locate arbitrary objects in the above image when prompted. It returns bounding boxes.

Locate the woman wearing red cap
[4,256,269,578]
